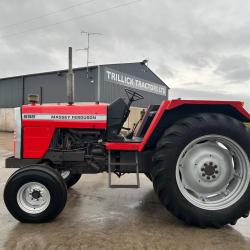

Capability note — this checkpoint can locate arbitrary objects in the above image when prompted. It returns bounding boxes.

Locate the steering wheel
[125,89,144,104]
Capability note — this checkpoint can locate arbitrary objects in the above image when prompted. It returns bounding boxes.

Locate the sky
[0,0,249,110]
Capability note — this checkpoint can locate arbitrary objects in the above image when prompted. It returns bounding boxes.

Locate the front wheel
[152,113,250,228]
[4,165,67,223]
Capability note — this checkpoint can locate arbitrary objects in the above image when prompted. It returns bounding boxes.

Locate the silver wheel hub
[200,161,220,182]
[17,182,51,214]
[176,135,250,210]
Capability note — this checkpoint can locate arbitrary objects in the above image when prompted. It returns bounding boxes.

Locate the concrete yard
[0,132,250,250]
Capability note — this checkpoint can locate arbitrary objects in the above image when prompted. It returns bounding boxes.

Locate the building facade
[0,62,169,108]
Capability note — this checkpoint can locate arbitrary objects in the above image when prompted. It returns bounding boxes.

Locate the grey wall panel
[23,69,97,104]
[0,63,168,108]
[0,78,23,108]
[106,63,166,86]
[74,68,97,103]
[24,72,67,104]
[99,64,168,108]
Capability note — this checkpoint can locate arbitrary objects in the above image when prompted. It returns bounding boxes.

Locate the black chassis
[5,150,153,174]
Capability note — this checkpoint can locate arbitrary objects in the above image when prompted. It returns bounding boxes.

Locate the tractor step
[108,150,140,188]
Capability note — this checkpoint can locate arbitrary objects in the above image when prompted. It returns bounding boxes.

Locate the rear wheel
[152,113,250,227]
[60,170,82,188]
[4,165,67,223]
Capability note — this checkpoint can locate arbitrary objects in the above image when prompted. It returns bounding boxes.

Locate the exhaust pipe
[67,47,75,105]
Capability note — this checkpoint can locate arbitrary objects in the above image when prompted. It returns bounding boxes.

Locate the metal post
[40,86,43,105]
[97,65,101,102]
[22,76,25,105]
[80,31,102,78]
[135,152,140,188]
[108,150,112,187]
[66,47,75,105]
[86,33,90,78]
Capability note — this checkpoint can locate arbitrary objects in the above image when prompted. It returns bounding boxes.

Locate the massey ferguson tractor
[3,49,250,228]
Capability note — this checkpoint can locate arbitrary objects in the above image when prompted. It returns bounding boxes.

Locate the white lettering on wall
[104,67,167,96]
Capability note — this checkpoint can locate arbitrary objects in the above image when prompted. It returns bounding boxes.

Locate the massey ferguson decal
[22,114,107,121]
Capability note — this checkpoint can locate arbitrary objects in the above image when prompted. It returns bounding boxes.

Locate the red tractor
[4,87,250,228]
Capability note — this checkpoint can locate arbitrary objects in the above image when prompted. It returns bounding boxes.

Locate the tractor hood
[17,103,108,158]
[21,103,108,129]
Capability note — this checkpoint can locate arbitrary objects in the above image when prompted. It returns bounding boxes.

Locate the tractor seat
[106,98,129,141]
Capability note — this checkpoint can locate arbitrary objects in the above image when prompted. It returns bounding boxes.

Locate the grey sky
[0,0,249,110]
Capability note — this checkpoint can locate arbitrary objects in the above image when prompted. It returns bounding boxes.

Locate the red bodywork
[20,100,250,159]
[106,100,250,151]
[22,103,107,158]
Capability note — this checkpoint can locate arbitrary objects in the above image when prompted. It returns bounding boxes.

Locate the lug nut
[201,168,205,171]
[212,175,216,179]
[215,171,218,174]
[209,162,213,165]
[202,173,205,177]
[207,176,210,180]
[214,165,217,168]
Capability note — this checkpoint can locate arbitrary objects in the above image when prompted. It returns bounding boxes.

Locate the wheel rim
[17,182,51,214]
[176,134,250,210]
[61,170,70,179]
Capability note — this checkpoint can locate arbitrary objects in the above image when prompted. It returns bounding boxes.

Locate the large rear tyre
[4,165,67,223]
[152,113,250,228]
[60,171,82,188]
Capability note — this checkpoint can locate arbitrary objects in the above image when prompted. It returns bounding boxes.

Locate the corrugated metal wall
[0,77,23,107]
[24,72,67,104]
[0,68,97,108]
[0,63,168,108]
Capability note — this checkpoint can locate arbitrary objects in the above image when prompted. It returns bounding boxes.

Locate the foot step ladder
[108,150,140,188]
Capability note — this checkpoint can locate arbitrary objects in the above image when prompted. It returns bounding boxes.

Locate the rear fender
[140,100,250,151]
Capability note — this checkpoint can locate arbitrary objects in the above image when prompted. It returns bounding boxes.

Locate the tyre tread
[152,113,250,228]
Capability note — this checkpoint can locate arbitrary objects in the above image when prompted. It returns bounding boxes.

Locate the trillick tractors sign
[104,67,167,96]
